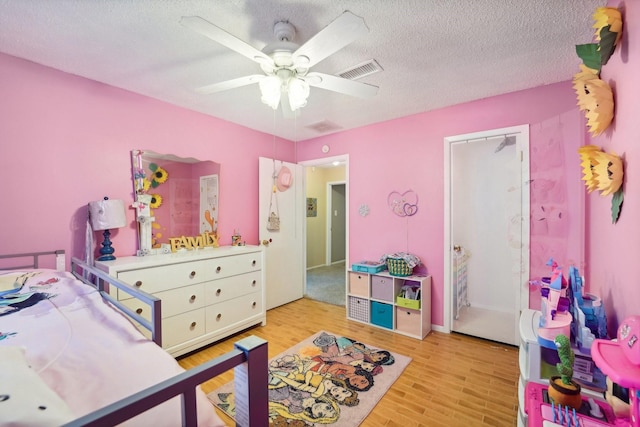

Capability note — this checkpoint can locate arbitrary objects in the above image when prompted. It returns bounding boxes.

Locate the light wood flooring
[178,297,520,426]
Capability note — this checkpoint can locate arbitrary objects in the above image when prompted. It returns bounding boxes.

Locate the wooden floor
[178,297,520,426]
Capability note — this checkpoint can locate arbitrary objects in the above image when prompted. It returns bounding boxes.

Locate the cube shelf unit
[347,270,431,339]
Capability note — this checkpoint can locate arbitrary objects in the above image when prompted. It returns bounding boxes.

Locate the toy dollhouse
[522,259,638,426]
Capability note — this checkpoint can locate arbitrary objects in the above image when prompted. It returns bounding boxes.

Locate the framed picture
[306,198,317,217]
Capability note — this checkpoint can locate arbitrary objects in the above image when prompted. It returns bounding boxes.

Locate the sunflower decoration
[573,73,614,137]
[592,150,624,197]
[593,7,623,66]
[149,194,163,209]
[578,145,624,223]
[142,178,152,192]
[583,79,614,137]
[572,65,599,111]
[573,7,621,137]
[148,163,169,188]
[578,145,600,193]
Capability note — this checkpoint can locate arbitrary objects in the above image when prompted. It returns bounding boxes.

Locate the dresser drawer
[163,308,206,349]
[157,283,205,318]
[371,275,393,301]
[112,283,204,321]
[205,252,261,280]
[205,292,263,333]
[204,271,262,305]
[116,260,209,299]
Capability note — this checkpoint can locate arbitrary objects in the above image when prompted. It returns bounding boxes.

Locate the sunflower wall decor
[578,145,624,223]
[149,163,169,187]
[573,7,622,137]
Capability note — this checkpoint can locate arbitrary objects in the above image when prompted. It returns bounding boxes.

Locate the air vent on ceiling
[337,59,383,80]
[305,120,343,134]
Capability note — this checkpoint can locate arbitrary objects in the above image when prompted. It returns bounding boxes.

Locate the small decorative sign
[169,231,219,252]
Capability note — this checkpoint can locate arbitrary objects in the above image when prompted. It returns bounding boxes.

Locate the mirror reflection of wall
[132,150,220,254]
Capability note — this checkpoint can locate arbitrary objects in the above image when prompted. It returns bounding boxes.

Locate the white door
[444,125,530,346]
[259,157,305,309]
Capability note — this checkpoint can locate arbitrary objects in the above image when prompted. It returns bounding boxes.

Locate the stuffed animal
[604,376,631,420]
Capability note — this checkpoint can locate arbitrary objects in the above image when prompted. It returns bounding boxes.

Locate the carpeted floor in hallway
[305,261,346,306]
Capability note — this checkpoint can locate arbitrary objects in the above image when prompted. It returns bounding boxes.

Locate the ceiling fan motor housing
[273,20,295,42]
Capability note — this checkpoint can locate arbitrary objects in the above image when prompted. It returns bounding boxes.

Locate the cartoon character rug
[208,331,411,426]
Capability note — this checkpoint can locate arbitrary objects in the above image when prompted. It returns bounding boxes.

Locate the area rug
[209,331,411,426]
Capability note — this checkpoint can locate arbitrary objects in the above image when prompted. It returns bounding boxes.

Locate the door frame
[326,181,346,265]
[443,125,530,340]
[298,154,350,274]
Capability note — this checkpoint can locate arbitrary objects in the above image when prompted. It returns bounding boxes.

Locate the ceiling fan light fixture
[287,77,310,111]
[259,75,282,109]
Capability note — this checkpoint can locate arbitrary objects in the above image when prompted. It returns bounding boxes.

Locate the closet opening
[444,125,530,346]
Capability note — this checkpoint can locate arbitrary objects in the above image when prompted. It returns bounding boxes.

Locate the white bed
[0,250,268,426]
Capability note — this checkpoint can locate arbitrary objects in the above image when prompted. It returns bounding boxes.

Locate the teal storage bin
[370,301,393,329]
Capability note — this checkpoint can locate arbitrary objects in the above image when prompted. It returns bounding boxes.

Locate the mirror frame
[131,150,220,256]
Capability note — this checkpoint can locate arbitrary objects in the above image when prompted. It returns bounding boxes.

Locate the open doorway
[300,155,348,306]
[444,125,530,346]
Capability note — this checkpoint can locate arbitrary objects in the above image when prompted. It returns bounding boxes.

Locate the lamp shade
[288,78,310,111]
[89,198,127,231]
[259,75,282,110]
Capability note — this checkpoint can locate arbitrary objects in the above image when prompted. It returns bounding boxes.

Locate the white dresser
[95,246,266,357]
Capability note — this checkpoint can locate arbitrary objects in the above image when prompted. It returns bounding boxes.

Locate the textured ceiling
[0,0,603,141]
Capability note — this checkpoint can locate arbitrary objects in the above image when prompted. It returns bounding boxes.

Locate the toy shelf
[346,270,431,339]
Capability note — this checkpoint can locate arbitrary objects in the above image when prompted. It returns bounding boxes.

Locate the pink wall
[0,53,295,264]
[297,81,587,327]
[4,5,637,332]
[585,0,640,335]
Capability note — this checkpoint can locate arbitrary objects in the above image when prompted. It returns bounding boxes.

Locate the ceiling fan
[180,11,379,113]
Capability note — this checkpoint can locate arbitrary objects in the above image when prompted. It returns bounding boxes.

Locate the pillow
[0,346,75,426]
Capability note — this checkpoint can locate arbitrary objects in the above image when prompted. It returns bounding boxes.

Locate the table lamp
[89,197,127,261]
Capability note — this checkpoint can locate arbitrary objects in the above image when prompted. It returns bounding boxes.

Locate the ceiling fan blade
[293,11,369,68]
[195,75,264,95]
[305,72,378,98]
[180,16,274,66]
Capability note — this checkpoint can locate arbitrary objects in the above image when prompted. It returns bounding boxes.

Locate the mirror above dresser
[131,150,220,256]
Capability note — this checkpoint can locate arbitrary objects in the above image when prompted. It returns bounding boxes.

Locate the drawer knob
[190,321,197,328]
[136,308,143,315]
[190,271,196,278]
[252,260,256,266]
[216,313,222,320]
[252,301,257,308]
[190,295,196,301]
[216,266,222,273]
[216,289,221,295]
[135,280,142,287]
[252,280,257,286]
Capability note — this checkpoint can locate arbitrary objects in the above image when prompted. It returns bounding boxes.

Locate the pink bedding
[0,269,225,426]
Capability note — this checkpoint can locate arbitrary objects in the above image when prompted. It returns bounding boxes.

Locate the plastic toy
[592,316,640,426]
[604,376,631,420]
[568,265,608,353]
[537,259,573,349]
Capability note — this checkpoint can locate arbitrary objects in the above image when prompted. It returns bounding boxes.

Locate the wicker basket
[386,257,413,277]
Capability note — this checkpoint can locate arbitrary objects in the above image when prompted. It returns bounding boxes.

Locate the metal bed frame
[1,250,269,426]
